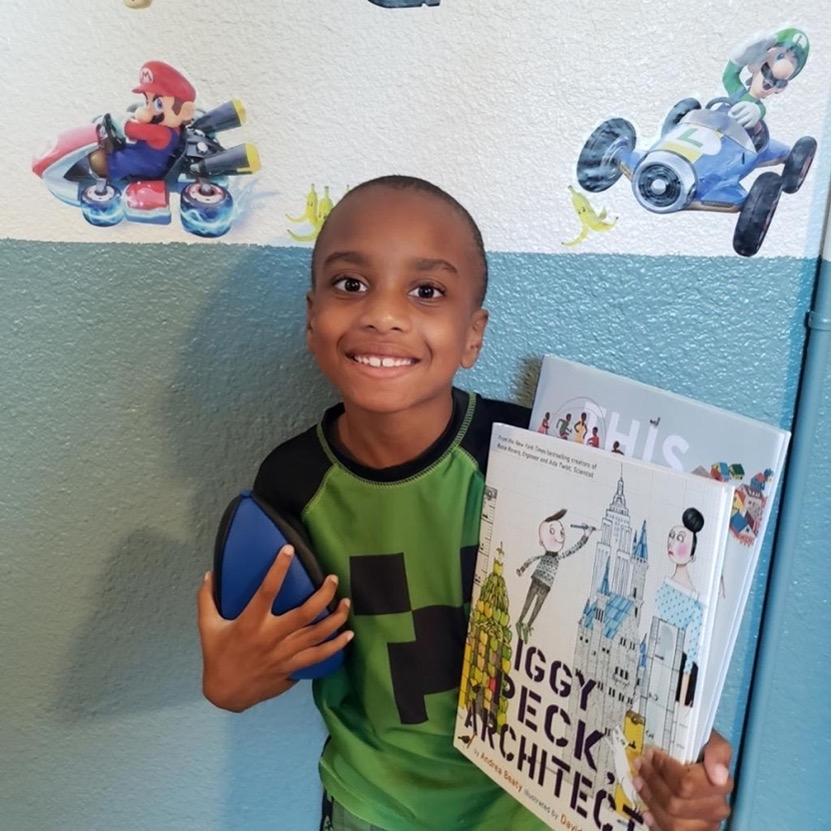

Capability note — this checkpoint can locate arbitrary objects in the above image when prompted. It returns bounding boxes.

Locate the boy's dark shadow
[53,243,332,827]
[509,355,541,406]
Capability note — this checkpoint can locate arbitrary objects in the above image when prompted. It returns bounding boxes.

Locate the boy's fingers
[635,750,732,828]
[292,599,352,648]
[196,570,221,628]
[702,730,732,787]
[636,777,723,831]
[282,629,355,675]
[277,574,340,633]
[654,750,731,800]
[244,545,295,619]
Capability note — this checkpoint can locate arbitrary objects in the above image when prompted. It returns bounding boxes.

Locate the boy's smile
[306,184,487,464]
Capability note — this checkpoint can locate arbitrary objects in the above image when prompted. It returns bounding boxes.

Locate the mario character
[723,27,810,129]
[90,60,196,181]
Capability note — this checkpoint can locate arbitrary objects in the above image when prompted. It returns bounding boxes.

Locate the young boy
[197,176,734,830]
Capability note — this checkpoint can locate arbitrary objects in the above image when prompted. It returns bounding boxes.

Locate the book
[454,423,735,830]
[529,355,790,746]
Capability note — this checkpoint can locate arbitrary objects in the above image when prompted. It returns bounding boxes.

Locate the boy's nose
[358,286,411,332]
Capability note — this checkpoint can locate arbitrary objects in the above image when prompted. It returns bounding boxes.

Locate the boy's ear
[305,290,314,345]
[460,308,489,369]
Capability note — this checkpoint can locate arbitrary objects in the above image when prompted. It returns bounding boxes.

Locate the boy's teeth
[353,354,413,368]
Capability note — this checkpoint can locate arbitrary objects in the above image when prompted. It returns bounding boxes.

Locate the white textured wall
[4,0,830,256]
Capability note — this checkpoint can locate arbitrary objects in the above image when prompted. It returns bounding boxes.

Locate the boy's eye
[333,276,367,293]
[409,283,444,300]
[152,97,165,113]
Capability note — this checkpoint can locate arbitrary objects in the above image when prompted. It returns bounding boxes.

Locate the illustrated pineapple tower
[459,542,513,730]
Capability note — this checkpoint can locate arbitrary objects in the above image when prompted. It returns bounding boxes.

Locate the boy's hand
[633,731,733,830]
[197,545,353,712]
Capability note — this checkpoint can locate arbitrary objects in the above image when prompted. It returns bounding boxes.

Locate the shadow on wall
[50,243,331,825]
[48,244,330,820]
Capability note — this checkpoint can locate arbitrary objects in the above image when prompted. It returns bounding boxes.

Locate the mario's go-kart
[32,98,260,238]
[577,97,816,256]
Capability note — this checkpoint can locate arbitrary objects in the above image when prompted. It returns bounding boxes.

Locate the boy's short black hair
[311,174,489,305]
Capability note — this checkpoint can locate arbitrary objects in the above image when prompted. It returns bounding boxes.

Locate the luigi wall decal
[573,27,816,257]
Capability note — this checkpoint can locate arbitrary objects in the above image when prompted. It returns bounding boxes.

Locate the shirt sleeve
[518,553,544,574]
[561,530,591,559]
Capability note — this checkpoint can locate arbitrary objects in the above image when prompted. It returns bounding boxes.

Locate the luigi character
[90,60,196,181]
[515,510,595,642]
[723,27,810,129]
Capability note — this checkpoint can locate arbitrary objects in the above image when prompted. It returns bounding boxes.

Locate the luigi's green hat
[774,27,810,77]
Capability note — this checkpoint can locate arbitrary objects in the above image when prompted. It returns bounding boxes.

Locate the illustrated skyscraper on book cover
[455,424,734,830]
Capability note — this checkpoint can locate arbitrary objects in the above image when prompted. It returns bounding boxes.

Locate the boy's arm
[633,731,733,830]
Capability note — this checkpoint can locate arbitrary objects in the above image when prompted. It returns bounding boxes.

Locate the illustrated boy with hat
[90,60,196,180]
[515,508,595,642]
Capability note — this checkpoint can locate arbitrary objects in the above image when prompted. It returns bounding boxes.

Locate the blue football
[213,490,345,680]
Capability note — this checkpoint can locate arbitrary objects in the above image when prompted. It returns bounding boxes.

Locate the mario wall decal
[89,61,196,183]
[32,60,261,238]
[572,27,816,257]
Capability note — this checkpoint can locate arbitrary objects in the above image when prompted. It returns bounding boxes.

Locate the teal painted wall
[0,240,828,828]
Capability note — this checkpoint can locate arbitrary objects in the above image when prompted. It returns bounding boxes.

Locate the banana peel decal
[562,185,617,247]
[287,184,337,242]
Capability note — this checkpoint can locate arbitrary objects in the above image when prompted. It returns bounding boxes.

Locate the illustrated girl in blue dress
[657,507,705,707]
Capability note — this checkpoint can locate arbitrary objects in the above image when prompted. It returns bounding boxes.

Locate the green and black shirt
[254,388,545,830]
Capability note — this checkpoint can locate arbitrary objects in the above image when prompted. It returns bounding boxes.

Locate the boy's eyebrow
[411,257,459,275]
[321,251,369,268]
[321,251,459,275]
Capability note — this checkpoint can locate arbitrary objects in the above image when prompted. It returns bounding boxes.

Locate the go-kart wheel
[632,152,696,213]
[781,137,817,194]
[661,98,701,134]
[180,182,234,238]
[80,183,125,227]
[577,118,636,193]
[733,172,782,257]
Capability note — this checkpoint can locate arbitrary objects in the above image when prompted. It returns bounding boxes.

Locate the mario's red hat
[133,60,196,101]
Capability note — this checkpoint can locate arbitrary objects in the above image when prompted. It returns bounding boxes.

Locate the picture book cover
[529,355,790,746]
[454,424,734,830]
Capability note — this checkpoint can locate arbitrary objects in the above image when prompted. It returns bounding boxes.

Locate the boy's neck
[335,390,455,470]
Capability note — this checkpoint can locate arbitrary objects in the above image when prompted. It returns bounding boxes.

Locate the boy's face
[307,186,487,415]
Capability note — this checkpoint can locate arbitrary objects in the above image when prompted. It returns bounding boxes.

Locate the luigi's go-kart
[32,100,260,238]
[577,97,816,256]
